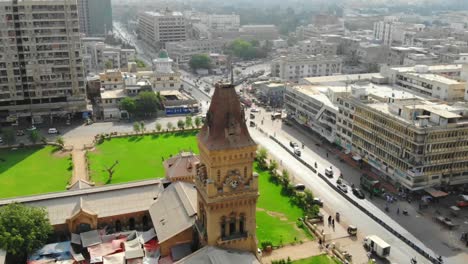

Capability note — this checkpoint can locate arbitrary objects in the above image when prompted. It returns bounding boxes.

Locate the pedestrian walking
[327,215,332,226]
[326,152,329,158]
[332,219,335,230]
[397,208,400,215]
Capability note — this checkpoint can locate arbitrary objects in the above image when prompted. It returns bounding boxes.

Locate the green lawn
[88,131,199,185]
[255,163,311,246]
[292,254,342,264]
[0,146,72,199]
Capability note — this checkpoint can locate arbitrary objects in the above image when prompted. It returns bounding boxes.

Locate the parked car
[16,130,25,136]
[290,141,298,148]
[352,187,365,199]
[293,147,301,156]
[337,183,348,193]
[312,197,323,207]
[48,128,59,134]
[294,184,305,191]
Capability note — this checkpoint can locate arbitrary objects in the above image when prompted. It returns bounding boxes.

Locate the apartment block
[138,10,187,49]
[81,37,136,73]
[0,0,87,124]
[297,39,339,56]
[199,13,240,31]
[284,75,468,190]
[166,39,227,64]
[77,0,113,36]
[344,88,468,190]
[271,55,342,82]
[238,25,279,41]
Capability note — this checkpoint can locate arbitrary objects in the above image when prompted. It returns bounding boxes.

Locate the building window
[229,215,236,235]
[239,214,245,234]
[220,216,226,238]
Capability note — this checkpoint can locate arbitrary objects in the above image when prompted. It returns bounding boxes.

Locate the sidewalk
[70,148,88,185]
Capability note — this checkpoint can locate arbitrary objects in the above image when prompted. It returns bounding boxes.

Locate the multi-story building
[285,75,468,190]
[152,50,182,91]
[373,17,425,47]
[77,0,113,36]
[0,0,87,125]
[166,39,227,64]
[343,88,468,190]
[394,70,466,101]
[381,64,463,84]
[270,55,342,82]
[138,10,187,49]
[297,39,339,56]
[238,25,279,40]
[199,13,240,31]
[81,38,136,73]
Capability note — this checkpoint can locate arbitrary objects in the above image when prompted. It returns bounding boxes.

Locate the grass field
[292,254,342,264]
[0,146,72,199]
[255,163,311,246]
[88,131,199,185]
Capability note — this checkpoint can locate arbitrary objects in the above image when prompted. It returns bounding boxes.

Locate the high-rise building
[195,82,259,255]
[0,0,87,125]
[77,0,113,36]
[138,10,187,49]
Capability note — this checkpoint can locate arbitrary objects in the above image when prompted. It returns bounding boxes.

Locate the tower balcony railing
[217,232,248,245]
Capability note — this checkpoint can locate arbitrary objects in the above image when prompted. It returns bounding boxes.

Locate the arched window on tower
[239,214,245,234]
[244,166,247,178]
[220,216,226,238]
[229,214,236,236]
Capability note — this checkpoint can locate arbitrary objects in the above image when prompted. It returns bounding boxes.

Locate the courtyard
[87,131,199,185]
[0,146,72,199]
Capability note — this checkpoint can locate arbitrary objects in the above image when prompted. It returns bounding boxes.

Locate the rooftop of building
[402,72,463,85]
[389,64,462,73]
[101,88,126,99]
[175,246,260,264]
[143,11,183,17]
[302,73,383,85]
[0,179,163,226]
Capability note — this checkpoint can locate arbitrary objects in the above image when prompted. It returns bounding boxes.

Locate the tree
[194,117,202,128]
[55,136,64,149]
[2,128,15,146]
[269,159,278,173]
[0,203,53,262]
[189,54,212,71]
[166,122,173,131]
[185,116,193,129]
[28,130,40,144]
[140,121,145,132]
[136,91,160,117]
[257,148,268,167]
[105,60,113,69]
[103,160,119,183]
[120,97,137,116]
[155,123,162,132]
[135,59,146,68]
[177,119,185,130]
[133,122,141,133]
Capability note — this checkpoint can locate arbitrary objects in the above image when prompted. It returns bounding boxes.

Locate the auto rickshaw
[347,225,357,236]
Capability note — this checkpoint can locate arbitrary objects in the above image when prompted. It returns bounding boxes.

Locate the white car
[337,183,348,193]
[48,128,59,134]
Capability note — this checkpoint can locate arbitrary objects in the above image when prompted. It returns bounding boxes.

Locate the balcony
[407,169,423,177]
[217,232,249,245]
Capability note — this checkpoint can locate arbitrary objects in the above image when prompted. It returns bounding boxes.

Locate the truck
[360,174,382,197]
[363,235,391,258]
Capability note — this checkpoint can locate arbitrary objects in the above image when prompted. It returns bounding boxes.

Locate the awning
[425,188,448,198]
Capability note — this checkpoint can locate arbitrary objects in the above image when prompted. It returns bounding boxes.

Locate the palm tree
[56,136,65,149]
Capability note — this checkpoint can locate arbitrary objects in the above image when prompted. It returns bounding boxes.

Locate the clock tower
[195,82,259,254]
